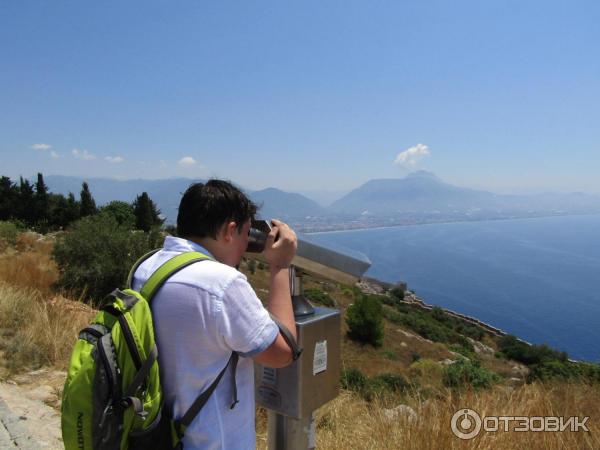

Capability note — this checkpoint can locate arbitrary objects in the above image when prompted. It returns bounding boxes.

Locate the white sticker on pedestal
[313,340,327,375]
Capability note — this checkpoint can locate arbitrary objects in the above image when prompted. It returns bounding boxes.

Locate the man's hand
[262,219,297,271]
[254,220,297,368]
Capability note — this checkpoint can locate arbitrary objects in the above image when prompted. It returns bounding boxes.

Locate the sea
[307,214,600,362]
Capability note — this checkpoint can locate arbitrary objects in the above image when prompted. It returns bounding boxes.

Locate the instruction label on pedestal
[313,340,327,375]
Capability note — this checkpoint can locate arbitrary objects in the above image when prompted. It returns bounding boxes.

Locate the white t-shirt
[132,236,278,450]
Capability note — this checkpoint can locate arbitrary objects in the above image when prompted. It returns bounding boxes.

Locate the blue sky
[1,1,599,199]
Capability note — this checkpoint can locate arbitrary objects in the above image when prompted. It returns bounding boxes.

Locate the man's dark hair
[177,179,257,239]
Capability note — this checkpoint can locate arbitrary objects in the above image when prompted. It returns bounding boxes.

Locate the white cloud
[394,143,430,167]
[72,148,96,160]
[50,151,60,159]
[105,156,124,164]
[178,156,197,167]
[31,143,51,151]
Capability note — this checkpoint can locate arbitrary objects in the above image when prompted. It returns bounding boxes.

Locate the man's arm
[253,220,298,368]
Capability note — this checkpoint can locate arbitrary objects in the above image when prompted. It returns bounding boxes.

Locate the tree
[346,294,385,347]
[79,182,97,217]
[48,193,70,229]
[133,192,163,232]
[34,172,50,228]
[64,193,80,226]
[101,201,135,228]
[18,177,35,226]
[0,176,18,221]
[53,214,162,304]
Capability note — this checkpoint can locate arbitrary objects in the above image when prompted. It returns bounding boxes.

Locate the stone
[383,404,418,422]
[511,364,529,377]
[467,337,495,355]
[440,359,458,365]
[448,351,469,361]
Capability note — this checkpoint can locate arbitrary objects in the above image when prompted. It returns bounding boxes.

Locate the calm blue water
[308,215,600,362]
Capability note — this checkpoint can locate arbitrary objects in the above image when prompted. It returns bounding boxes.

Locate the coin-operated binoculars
[246,220,371,450]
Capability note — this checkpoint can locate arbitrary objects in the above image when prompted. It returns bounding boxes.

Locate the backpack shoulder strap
[139,251,213,301]
[126,248,161,289]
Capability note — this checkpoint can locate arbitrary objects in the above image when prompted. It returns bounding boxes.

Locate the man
[132,179,297,449]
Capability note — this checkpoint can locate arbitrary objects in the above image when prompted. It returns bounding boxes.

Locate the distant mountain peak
[405,170,440,180]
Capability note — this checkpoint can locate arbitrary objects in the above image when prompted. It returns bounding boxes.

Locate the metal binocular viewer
[246,220,371,450]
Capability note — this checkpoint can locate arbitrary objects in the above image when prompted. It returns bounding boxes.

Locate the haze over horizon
[2,2,599,196]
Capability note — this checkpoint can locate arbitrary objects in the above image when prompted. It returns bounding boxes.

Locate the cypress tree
[66,192,81,225]
[0,176,18,221]
[80,182,97,217]
[34,172,50,226]
[133,192,163,232]
[18,177,35,226]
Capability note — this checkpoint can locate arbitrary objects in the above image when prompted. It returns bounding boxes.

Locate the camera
[246,219,272,253]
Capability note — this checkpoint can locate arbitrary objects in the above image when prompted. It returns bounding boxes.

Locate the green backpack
[61,250,238,450]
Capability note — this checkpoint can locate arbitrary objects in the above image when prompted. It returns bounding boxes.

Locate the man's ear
[221,221,237,242]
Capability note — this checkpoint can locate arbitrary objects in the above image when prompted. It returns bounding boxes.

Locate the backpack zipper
[97,335,117,400]
[116,314,143,371]
[103,305,143,371]
[96,333,123,431]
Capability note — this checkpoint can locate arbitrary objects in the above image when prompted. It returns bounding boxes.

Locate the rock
[0,382,62,448]
[511,364,529,377]
[506,377,523,386]
[448,351,469,361]
[400,342,408,347]
[383,404,418,422]
[467,337,495,355]
[397,329,433,343]
[440,359,458,365]
[356,280,385,295]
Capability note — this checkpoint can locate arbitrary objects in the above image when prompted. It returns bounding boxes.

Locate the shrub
[342,368,410,401]
[53,214,162,304]
[498,335,568,365]
[449,343,475,359]
[304,288,335,307]
[381,349,398,360]
[409,358,444,386]
[0,220,20,250]
[384,304,482,351]
[390,286,405,302]
[100,201,135,228]
[341,368,367,392]
[346,294,384,347]
[527,360,600,383]
[370,373,409,393]
[443,359,500,390]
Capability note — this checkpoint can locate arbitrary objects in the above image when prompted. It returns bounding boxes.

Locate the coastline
[357,277,597,363]
[328,215,600,363]
[303,211,600,235]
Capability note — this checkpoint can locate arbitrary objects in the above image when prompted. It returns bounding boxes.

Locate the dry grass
[0,281,95,375]
[255,383,600,449]
[0,232,58,295]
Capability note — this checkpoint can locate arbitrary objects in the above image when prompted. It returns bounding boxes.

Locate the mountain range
[44,172,600,230]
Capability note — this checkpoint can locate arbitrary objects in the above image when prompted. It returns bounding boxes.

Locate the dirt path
[0,369,64,449]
